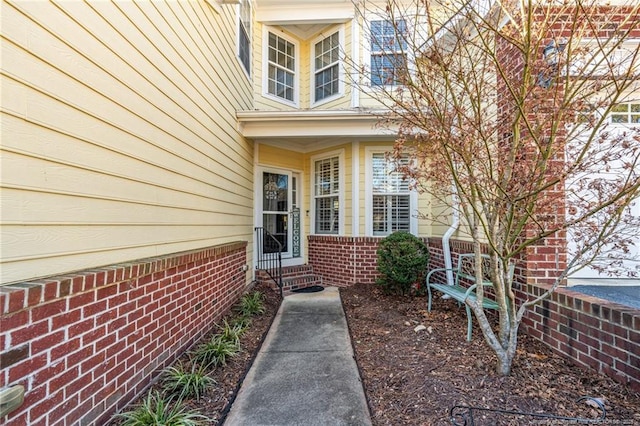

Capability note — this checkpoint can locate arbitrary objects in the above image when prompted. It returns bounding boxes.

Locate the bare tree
[351,0,640,375]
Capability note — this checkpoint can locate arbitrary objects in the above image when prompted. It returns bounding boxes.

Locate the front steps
[256,264,323,293]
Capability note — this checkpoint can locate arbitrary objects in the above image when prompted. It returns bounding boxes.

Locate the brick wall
[308,236,381,286]
[519,283,640,392]
[0,242,248,425]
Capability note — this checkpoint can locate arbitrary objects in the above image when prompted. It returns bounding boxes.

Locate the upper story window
[370,19,407,86]
[610,103,640,124]
[368,151,415,236]
[314,31,341,104]
[238,0,251,77]
[267,32,296,103]
[313,155,340,234]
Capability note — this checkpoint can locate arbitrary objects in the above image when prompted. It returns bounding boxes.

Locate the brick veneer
[308,235,381,286]
[519,283,640,391]
[309,235,640,390]
[0,242,248,425]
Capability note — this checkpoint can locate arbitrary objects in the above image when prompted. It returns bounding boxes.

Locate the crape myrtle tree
[352,0,640,375]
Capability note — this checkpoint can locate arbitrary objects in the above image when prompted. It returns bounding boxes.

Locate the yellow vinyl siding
[257,144,305,171]
[0,1,254,284]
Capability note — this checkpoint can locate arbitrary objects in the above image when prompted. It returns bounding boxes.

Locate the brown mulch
[341,283,640,425]
[107,281,281,425]
[112,282,640,425]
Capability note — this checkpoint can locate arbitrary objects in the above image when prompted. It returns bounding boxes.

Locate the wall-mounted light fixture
[538,39,567,88]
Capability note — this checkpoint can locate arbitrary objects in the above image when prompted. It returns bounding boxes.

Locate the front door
[261,170,291,257]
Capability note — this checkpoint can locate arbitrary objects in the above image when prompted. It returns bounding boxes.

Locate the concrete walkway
[223,287,372,426]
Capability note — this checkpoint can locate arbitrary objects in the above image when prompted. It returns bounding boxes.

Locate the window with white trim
[370,19,407,86]
[314,31,340,103]
[314,156,340,234]
[267,32,296,102]
[238,0,251,76]
[371,153,412,235]
[610,103,640,124]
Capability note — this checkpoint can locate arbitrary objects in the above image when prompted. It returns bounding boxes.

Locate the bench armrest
[426,268,454,285]
[463,282,494,300]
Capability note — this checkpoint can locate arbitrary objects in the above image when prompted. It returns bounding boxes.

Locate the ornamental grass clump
[162,363,214,402]
[192,335,240,369]
[217,318,248,346]
[115,391,209,426]
[237,291,265,317]
[376,231,430,296]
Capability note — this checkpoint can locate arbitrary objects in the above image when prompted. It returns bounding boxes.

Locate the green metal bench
[426,253,506,341]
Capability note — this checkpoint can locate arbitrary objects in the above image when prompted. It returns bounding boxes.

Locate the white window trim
[609,101,640,126]
[236,0,252,80]
[262,26,299,107]
[362,11,425,91]
[364,147,418,236]
[310,149,345,236]
[310,27,345,107]
[363,16,407,89]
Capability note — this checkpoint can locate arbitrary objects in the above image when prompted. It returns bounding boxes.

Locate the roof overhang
[237,109,398,138]
[255,0,354,38]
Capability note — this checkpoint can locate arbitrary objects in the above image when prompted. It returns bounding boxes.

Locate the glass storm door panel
[262,171,291,255]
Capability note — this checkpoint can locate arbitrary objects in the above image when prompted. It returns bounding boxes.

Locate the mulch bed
[110,282,640,425]
[108,281,281,425]
[340,283,640,425]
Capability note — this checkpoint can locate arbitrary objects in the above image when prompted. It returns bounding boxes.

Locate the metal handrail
[255,227,283,298]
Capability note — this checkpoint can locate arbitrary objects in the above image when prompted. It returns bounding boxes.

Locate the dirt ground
[340,283,640,425]
[112,282,640,425]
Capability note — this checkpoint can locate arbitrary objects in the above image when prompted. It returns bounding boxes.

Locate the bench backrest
[454,253,515,286]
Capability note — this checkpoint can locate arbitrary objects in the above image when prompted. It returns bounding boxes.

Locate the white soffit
[256,1,354,28]
[237,110,398,139]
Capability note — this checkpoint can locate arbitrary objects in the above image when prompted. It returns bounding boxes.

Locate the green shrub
[192,335,240,368]
[115,391,209,425]
[236,291,265,317]
[376,231,430,296]
[162,363,214,401]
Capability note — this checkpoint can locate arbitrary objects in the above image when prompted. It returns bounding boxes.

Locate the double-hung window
[238,0,251,76]
[370,19,407,86]
[314,156,340,234]
[610,103,640,124]
[267,32,296,103]
[314,31,340,103]
[371,153,412,235]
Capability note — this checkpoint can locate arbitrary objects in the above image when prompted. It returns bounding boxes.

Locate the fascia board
[256,4,353,25]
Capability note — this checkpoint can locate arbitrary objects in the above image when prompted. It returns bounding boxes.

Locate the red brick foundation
[0,242,248,425]
[308,235,381,286]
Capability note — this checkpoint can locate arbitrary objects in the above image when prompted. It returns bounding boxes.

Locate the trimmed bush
[376,231,430,296]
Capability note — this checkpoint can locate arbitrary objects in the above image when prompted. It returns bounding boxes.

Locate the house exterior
[0,0,638,424]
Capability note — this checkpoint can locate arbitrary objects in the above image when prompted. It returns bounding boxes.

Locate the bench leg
[465,304,473,342]
[427,287,433,312]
